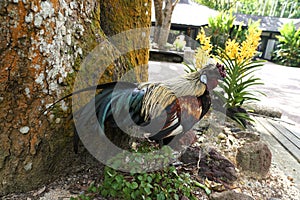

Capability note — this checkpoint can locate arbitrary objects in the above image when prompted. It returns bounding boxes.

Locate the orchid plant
[193,13,265,127]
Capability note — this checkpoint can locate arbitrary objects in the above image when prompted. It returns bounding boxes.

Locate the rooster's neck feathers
[139,70,206,120]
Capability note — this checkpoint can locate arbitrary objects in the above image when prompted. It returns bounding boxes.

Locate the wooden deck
[253,116,300,163]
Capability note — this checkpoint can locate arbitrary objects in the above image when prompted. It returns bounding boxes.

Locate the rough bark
[97,0,151,149]
[153,0,163,43]
[153,0,179,49]
[153,0,163,27]
[100,0,151,82]
[0,0,151,195]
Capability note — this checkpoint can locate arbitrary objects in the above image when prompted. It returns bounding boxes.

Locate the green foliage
[194,0,300,18]
[218,53,264,107]
[70,145,211,200]
[194,0,235,11]
[207,10,234,51]
[203,11,246,54]
[71,166,202,200]
[105,145,176,173]
[273,22,300,67]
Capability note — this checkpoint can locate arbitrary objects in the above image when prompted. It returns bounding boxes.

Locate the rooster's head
[199,63,226,91]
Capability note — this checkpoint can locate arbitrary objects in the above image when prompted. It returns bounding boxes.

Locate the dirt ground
[2,112,300,200]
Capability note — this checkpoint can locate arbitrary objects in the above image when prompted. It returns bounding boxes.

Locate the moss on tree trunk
[0,0,151,195]
[100,0,151,82]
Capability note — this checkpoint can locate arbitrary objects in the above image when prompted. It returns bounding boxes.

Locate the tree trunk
[100,0,151,83]
[0,0,151,195]
[153,0,179,49]
[153,0,163,43]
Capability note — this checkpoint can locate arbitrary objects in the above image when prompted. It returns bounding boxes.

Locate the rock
[25,12,33,23]
[230,127,242,132]
[218,132,227,140]
[198,147,237,184]
[33,186,46,197]
[24,162,32,171]
[179,146,200,165]
[245,104,282,118]
[180,147,238,184]
[223,127,231,134]
[233,131,260,142]
[34,14,43,28]
[236,141,272,177]
[20,126,30,134]
[65,34,72,46]
[194,118,210,133]
[40,1,55,19]
[55,118,61,124]
[181,196,189,200]
[171,130,197,151]
[210,190,254,200]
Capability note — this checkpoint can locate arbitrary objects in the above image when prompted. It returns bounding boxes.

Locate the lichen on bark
[0,0,151,195]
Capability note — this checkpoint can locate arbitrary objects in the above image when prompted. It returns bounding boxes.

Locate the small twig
[197,150,201,170]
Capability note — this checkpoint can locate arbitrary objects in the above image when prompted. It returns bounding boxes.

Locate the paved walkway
[251,61,300,126]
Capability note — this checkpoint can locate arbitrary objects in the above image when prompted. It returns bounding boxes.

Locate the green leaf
[90,186,97,193]
[194,181,211,195]
[101,189,109,197]
[115,175,124,183]
[110,190,117,197]
[183,62,197,73]
[123,187,131,196]
[131,181,139,189]
[144,187,152,195]
[112,182,119,190]
[174,193,180,200]
[147,176,153,183]
[157,192,166,200]
[137,175,144,181]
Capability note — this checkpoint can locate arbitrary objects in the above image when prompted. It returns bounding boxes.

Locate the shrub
[70,145,212,200]
[71,166,201,200]
[273,22,300,67]
[196,11,247,56]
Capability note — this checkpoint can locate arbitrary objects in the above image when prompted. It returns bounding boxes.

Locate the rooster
[46,63,225,151]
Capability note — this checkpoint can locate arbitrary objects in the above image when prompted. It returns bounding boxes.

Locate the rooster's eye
[200,74,207,84]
